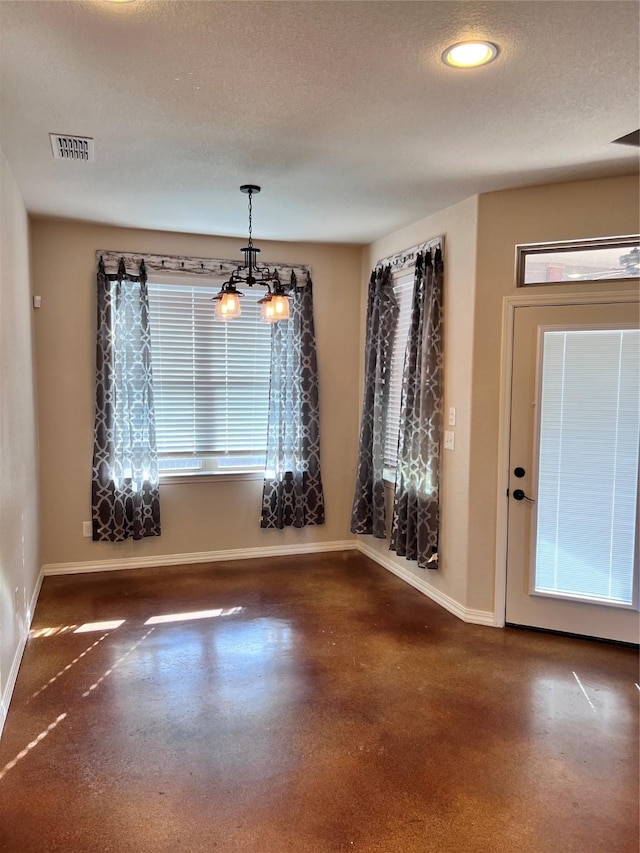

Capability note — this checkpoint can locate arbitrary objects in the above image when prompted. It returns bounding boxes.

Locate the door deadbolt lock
[512,489,535,503]
[513,467,526,478]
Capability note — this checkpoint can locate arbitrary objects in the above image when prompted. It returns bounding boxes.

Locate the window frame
[515,235,640,288]
[147,272,271,483]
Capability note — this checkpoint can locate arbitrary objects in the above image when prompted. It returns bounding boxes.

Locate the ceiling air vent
[612,129,639,147]
[49,134,95,161]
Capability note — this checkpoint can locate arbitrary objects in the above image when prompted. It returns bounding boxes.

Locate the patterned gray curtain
[350,266,399,538]
[390,247,443,568]
[260,273,325,528]
[91,258,161,542]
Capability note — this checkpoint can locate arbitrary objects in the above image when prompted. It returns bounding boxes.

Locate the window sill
[159,471,264,485]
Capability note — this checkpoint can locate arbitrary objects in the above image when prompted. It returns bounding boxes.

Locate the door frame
[493,289,640,628]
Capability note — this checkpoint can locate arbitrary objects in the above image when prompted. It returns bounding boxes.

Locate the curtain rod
[96,250,311,283]
[375,235,443,273]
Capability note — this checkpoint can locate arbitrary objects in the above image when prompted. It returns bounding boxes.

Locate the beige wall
[0,150,40,728]
[360,196,479,612]
[468,174,640,612]
[31,219,363,567]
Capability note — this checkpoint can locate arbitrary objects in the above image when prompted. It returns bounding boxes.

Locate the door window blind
[147,281,271,465]
[384,272,414,469]
[534,328,639,605]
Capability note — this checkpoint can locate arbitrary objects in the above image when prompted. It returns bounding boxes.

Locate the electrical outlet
[82,521,93,538]
[448,407,456,426]
[444,431,455,451]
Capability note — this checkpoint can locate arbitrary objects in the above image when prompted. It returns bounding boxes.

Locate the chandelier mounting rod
[240,185,260,253]
[212,183,290,323]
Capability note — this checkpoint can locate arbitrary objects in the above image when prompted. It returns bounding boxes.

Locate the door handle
[512,489,535,503]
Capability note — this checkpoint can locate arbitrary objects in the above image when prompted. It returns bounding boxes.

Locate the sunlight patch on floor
[82,628,155,697]
[145,606,243,625]
[74,620,125,633]
[30,634,109,701]
[0,714,67,781]
[30,625,78,638]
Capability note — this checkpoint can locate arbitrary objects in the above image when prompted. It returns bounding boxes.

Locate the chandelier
[212,185,290,323]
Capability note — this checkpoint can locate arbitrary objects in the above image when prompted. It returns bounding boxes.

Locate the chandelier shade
[214,283,243,320]
[212,185,290,323]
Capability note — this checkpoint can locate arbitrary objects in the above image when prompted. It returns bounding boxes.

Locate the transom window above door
[516,235,639,287]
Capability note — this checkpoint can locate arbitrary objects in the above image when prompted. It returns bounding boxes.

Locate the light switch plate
[448,407,456,426]
[82,521,92,538]
[444,431,455,451]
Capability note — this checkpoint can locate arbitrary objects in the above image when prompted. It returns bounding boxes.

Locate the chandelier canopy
[212,185,290,323]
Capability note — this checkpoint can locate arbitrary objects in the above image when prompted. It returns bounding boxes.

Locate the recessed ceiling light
[442,41,499,69]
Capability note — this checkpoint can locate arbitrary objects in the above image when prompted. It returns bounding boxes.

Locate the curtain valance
[375,236,443,275]
[96,250,311,285]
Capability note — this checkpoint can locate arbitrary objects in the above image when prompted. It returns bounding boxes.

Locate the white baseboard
[42,540,358,576]
[355,541,495,626]
[42,539,495,626]
[1,568,44,738]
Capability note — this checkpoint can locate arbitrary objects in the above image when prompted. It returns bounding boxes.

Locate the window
[147,279,271,477]
[383,271,414,472]
[516,235,639,287]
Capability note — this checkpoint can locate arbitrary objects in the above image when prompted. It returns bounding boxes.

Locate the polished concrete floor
[0,551,638,853]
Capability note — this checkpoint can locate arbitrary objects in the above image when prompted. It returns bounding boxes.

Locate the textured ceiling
[0,0,638,244]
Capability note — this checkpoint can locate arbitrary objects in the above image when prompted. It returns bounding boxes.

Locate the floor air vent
[49,134,95,161]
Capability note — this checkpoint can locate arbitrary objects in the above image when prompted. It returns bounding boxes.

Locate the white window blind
[147,281,271,469]
[534,328,639,605]
[384,272,414,469]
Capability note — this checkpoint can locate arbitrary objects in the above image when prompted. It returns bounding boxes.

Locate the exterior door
[505,299,640,643]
